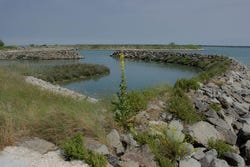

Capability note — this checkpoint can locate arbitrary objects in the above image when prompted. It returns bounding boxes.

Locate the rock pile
[0,48,82,60]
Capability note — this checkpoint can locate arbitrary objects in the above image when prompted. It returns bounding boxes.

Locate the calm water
[61,50,199,98]
[0,46,249,98]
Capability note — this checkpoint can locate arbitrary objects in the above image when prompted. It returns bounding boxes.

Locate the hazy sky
[0,0,249,45]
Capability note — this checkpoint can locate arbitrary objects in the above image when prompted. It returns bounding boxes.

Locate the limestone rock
[18,137,58,154]
[188,121,223,146]
[179,158,201,167]
[106,129,124,155]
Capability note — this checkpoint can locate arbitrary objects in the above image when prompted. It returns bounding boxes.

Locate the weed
[167,88,201,123]
[208,138,234,158]
[210,103,221,112]
[61,133,107,167]
[174,78,200,92]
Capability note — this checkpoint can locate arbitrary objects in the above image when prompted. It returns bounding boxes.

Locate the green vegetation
[208,139,234,157]
[75,43,202,50]
[135,126,193,167]
[167,88,202,123]
[210,103,222,112]
[0,40,4,47]
[174,78,200,92]
[0,68,109,149]
[61,133,107,167]
[2,63,110,83]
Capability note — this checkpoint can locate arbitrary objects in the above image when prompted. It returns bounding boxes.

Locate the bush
[167,88,201,123]
[135,125,193,167]
[208,139,234,158]
[0,40,4,47]
[61,133,107,167]
[174,78,200,92]
[61,133,86,160]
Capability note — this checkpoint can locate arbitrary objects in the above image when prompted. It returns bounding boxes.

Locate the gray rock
[192,147,206,160]
[200,149,218,167]
[222,152,245,167]
[107,129,124,155]
[218,94,234,109]
[207,118,230,130]
[203,109,219,119]
[179,158,201,167]
[215,127,237,145]
[240,140,250,164]
[188,121,223,146]
[238,123,250,143]
[94,144,110,155]
[117,160,139,167]
[233,102,249,116]
[18,137,58,154]
[121,152,157,167]
[121,134,139,150]
[209,158,229,167]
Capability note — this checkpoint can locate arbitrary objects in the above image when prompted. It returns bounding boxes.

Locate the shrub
[174,78,200,92]
[0,40,4,47]
[61,133,107,167]
[208,139,234,158]
[210,103,221,112]
[61,132,86,160]
[167,88,201,123]
[134,125,193,167]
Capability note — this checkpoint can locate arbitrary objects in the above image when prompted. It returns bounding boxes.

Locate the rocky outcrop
[0,48,83,60]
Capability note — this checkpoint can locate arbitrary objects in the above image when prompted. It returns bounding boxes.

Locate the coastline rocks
[188,121,223,146]
[0,48,83,60]
[25,76,98,103]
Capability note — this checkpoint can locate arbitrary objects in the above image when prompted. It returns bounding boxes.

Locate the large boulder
[188,121,223,146]
[240,140,250,164]
[106,129,124,155]
[222,152,245,167]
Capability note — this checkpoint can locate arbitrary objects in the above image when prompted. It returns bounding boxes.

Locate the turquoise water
[61,50,199,97]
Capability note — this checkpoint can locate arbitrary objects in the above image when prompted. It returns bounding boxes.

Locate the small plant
[210,103,221,112]
[0,40,4,47]
[61,132,86,160]
[167,88,201,123]
[208,139,234,158]
[113,53,131,127]
[174,78,200,92]
[61,132,107,167]
[134,125,193,167]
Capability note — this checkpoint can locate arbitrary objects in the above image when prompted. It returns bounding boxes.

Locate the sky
[0,0,250,46]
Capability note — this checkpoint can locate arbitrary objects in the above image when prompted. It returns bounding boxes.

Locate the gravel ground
[0,146,89,167]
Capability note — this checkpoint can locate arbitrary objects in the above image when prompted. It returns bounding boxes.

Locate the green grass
[1,63,110,83]
[0,68,110,149]
[61,132,107,167]
[208,139,235,158]
[135,127,193,167]
[174,78,200,92]
[166,88,202,123]
[210,103,221,112]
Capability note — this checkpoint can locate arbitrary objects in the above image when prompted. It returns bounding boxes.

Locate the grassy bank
[0,68,110,149]
[2,63,110,83]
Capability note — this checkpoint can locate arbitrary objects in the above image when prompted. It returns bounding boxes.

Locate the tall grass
[0,68,109,149]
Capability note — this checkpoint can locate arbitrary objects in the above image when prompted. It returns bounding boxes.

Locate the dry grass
[0,68,110,149]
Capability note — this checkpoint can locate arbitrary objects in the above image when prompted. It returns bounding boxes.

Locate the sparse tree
[0,40,4,47]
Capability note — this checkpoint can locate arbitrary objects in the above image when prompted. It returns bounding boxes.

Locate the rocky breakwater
[111,50,229,69]
[107,50,250,166]
[0,48,83,60]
